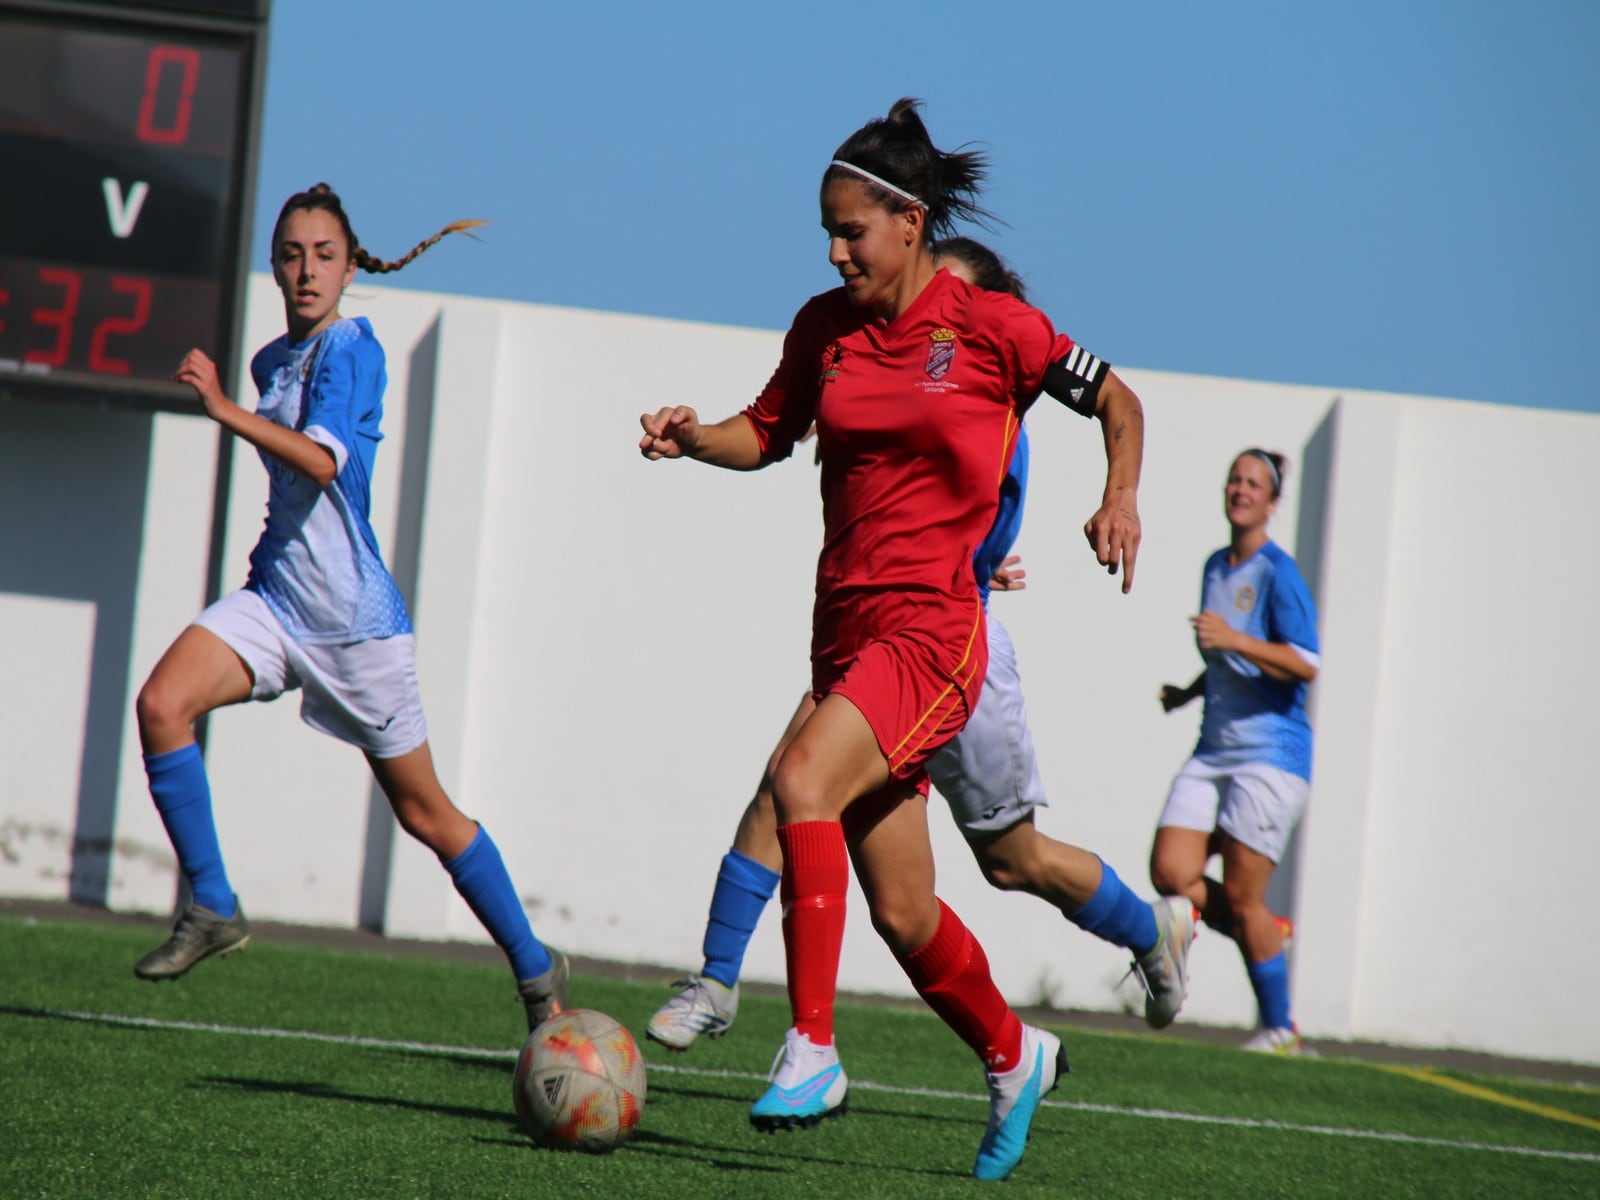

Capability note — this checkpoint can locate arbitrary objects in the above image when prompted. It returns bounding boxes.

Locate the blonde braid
[354,219,491,274]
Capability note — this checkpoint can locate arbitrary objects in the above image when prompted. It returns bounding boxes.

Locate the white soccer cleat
[645,974,738,1051]
[973,1024,1067,1181]
[1241,1025,1313,1056]
[749,1027,850,1131]
[1132,895,1196,1029]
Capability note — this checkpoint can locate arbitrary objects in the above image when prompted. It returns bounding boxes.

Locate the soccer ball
[512,1009,648,1153]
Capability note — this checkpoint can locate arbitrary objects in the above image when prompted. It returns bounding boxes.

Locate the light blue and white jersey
[972,424,1029,607]
[1194,540,1319,780]
[244,316,412,645]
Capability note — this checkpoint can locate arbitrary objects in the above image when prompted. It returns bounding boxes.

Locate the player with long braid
[639,101,1148,1181]
[647,237,1193,1057]
[134,184,566,1033]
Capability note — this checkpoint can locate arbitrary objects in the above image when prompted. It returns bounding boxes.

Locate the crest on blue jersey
[925,328,957,380]
[1234,585,1256,612]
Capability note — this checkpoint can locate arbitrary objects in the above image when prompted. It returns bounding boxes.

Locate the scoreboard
[0,0,269,412]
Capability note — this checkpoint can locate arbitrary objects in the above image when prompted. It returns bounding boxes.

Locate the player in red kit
[639,99,1144,1182]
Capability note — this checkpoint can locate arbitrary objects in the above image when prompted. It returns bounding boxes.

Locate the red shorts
[818,607,987,782]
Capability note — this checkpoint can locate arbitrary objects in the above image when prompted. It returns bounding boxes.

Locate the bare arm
[1192,611,1319,684]
[176,349,336,487]
[1080,370,1145,593]
[638,406,764,470]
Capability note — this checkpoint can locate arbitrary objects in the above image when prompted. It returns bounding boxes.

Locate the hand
[1158,683,1187,713]
[638,405,702,460]
[1190,610,1237,652]
[1082,488,1140,594]
[989,555,1027,592]
[174,348,229,419]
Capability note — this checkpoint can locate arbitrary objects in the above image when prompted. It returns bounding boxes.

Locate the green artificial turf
[2,915,1595,1199]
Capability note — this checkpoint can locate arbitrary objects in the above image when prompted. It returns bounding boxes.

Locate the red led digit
[136,45,200,147]
[24,267,82,367]
[87,276,155,375]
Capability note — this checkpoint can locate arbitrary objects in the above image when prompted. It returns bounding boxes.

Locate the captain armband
[1041,345,1110,418]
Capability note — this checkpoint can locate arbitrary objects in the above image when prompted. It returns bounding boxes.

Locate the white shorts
[1157,756,1309,863]
[194,589,429,759]
[926,615,1048,840]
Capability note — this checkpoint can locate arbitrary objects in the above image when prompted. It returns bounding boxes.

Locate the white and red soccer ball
[512,1009,647,1154]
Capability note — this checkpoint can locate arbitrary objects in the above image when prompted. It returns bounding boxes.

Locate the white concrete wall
[1296,396,1600,1058]
[2,275,1595,1065]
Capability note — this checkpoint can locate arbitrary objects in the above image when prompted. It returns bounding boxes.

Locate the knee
[136,675,191,744]
[390,791,456,853]
[1148,855,1187,897]
[771,747,830,824]
[1149,839,1201,896]
[974,842,1030,893]
[868,893,940,958]
[389,794,429,844]
[1219,873,1265,917]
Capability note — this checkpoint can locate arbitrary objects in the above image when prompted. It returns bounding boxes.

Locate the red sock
[777,821,849,1046]
[900,899,1023,1072]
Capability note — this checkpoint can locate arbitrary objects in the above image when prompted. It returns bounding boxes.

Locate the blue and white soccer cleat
[973,1024,1067,1181]
[749,1027,849,1131]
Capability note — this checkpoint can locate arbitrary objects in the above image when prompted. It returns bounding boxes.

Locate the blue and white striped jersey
[244,316,412,644]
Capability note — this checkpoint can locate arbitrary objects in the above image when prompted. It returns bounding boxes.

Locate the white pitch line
[29,1007,1600,1166]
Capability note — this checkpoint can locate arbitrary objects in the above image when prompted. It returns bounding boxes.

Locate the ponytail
[825,98,996,242]
[271,183,486,274]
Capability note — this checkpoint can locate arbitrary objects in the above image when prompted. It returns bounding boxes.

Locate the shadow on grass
[624,1123,977,1183]
[194,1074,513,1127]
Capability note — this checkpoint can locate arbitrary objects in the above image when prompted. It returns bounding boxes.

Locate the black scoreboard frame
[0,0,270,414]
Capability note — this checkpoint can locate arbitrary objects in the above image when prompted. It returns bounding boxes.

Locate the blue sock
[701,848,781,988]
[144,744,235,918]
[443,826,550,982]
[1246,952,1293,1029]
[1066,857,1160,956]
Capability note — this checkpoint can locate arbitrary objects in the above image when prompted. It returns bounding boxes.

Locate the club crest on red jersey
[820,342,844,383]
[925,328,957,380]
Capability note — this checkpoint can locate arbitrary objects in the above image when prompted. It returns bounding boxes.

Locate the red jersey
[742,269,1075,771]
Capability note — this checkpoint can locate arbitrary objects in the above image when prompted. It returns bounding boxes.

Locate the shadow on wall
[0,396,158,906]
[1265,399,1338,923]
[357,315,440,933]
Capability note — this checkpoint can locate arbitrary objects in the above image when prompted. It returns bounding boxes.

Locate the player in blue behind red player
[134,184,566,1033]
[640,100,1148,1181]
[1151,448,1320,1055]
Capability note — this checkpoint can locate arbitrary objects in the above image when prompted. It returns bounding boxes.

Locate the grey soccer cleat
[646,973,739,1051]
[518,947,570,1031]
[133,901,251,981]
[1132,895,1196,1029]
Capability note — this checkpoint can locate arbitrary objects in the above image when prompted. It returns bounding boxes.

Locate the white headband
[1242,449,1282,493]
[829,159,923,207]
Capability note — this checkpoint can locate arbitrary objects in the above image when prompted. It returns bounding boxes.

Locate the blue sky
[253,1,1597,413]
